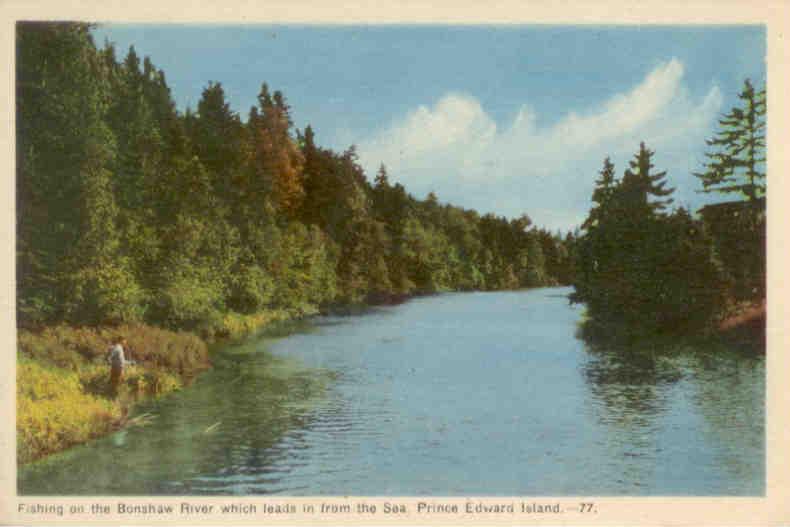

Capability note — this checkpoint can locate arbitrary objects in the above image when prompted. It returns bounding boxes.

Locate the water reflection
[687,349,764,491]
[580,336,764,494]
[583,348,681,421]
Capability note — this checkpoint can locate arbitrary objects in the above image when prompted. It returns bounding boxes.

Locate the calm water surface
[19,287,764,495]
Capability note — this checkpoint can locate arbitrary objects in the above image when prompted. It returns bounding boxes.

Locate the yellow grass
[17,323,210,464]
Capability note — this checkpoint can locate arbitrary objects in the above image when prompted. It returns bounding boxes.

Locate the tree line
[16,22,575,333]
[572,80,766,336]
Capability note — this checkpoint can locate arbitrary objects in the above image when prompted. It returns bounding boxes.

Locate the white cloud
[354,58,723,231]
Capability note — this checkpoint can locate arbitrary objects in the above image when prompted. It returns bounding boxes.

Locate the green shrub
[155,271,225,331]
[228,263,275,313]
[218,310,289,340]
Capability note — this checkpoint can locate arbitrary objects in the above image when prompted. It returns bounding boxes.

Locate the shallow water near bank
[18,287,764,495]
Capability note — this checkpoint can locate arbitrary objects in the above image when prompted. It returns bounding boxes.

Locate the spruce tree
[620,142,675,217]
[582,157,617,231]
[694,79,766,299]
[694,79,766,204]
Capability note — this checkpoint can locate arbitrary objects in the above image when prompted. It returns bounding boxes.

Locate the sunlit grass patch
[17,323,211,465]
[216,305,319,341]
[79,364,182,399]
[17,360,121,465]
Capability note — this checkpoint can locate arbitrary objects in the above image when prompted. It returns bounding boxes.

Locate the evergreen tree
[620,142,674,217]
[190,81,246,204]
[694,79,766,204]
[693,79,766,300]
[573,143,726,335]
[582,157,617,231]
[16,22,573,332]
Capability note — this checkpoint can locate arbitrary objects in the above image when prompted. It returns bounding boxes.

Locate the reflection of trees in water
[579,334,764,493]
[579,340,685,490]
[686,348,764,491]
[582,342,683,427]
[172,348,335,494]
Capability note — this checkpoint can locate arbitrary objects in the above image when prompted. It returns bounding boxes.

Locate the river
[18,287,764,495]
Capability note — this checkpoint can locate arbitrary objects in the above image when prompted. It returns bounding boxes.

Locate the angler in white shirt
[107,336,134,396]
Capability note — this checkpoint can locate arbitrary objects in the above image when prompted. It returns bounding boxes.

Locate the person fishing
[106,336,133,396]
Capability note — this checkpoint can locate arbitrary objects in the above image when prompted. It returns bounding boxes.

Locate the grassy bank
[17,324,209,465]
[213,305,319,341]
[17,307,316,465]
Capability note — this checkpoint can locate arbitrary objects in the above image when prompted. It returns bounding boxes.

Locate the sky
[91,25,766,231]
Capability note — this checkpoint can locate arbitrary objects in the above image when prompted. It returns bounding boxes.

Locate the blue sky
[92,25,766,231]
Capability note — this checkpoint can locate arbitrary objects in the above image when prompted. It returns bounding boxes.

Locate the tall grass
[17,324,210,464]
[17,360,120,465]
[17,307,317,464]
[216,306,318,340]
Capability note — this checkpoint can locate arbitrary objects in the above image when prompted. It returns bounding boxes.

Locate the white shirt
[107,344,127,368]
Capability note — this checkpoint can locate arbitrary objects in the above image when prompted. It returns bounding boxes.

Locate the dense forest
[16,22,766,341]
[17,22,576,336]
[572,80,766,337]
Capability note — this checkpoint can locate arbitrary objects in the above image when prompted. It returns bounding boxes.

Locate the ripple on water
[17,288,764,496]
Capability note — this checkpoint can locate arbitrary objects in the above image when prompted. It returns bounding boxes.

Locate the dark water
[19,287,764,495]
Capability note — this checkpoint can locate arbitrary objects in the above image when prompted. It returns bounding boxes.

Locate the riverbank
[576,297,766,354]
[717,299,766,350]
[17,288,765,495]
[16,306,319,465]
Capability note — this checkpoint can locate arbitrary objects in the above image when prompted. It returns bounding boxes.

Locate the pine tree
[694,79,766,204]
[191,81,246,204]
[582,157,617,231]
[573,143,727,335]
[620,142,675,217]
[694,79,766,299]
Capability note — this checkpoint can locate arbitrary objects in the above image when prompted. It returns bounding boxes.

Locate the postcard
[1,1,789,525]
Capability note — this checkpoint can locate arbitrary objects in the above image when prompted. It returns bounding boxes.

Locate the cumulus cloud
[355,58,723,231]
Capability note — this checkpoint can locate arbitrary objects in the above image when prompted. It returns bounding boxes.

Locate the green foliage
[156,269,225,333]
[17,21,572,330]
[217,307,317,340]
[574,147,728,335]
[229,260,275,313]
[699,202,765,300]
[694,79,766,203]
[694,79,766,301]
